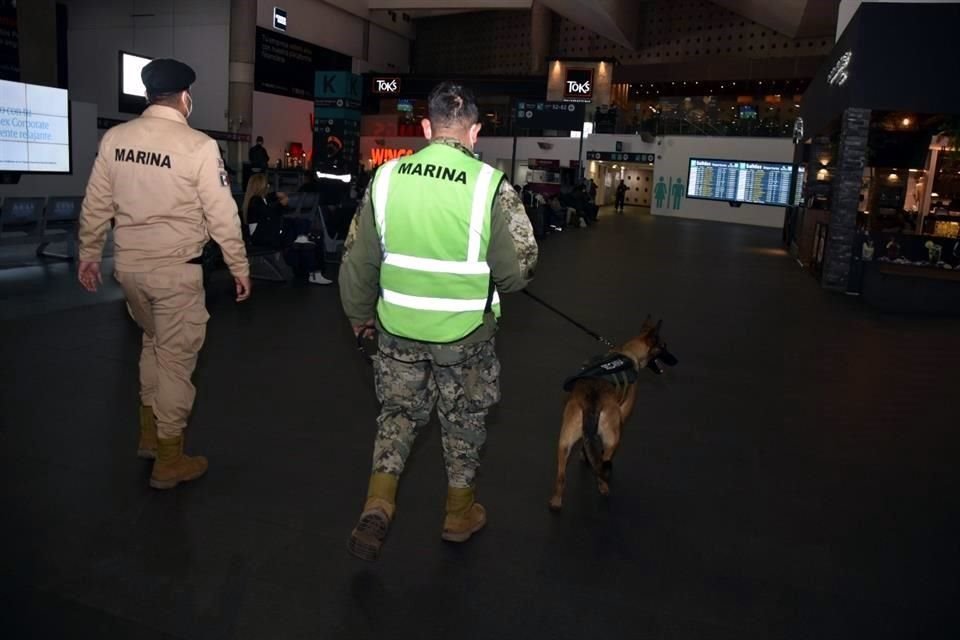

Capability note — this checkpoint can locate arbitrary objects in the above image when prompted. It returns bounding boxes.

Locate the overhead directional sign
[514,100,585,131]
[314,71,362,110]
[586,151,655,163]
[315,71,363,172]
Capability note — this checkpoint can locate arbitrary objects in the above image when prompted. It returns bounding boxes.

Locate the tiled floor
[2,211,958,638]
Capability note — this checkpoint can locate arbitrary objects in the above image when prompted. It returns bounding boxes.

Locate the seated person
[546,194,567,230]
[572,184,598,225]
[240,174,331,285]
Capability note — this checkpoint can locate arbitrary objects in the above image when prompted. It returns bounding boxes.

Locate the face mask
[184,93,194,119]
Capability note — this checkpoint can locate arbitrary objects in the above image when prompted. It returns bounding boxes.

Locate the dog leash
[524,289,679,376]
[356,291,617,355]
[355,297,676,375]
[522,289,617,349]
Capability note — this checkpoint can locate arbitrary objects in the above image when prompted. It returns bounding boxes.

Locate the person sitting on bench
[241,174,332,285]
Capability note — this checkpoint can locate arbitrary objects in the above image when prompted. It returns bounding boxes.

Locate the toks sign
[371,76,401,95]
[563,68,594,102]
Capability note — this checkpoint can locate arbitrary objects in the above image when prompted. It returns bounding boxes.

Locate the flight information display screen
[687,158,803,207]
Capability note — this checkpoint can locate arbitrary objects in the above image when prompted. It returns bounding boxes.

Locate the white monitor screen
[0,79,71,174]
[121,52,151,98]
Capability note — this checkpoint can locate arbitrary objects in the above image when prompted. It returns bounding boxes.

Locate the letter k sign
[322,74,335,94]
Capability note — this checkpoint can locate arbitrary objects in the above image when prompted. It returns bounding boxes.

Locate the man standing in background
[249,135,270,170]
[615,179,628,212]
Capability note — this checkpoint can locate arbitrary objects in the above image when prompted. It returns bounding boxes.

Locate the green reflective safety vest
[372,143,504,343]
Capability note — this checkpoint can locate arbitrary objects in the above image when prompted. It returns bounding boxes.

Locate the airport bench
[0,196,80,261]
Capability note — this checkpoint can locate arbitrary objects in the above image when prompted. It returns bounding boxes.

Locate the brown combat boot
[138,405,158,460]
[348,473,398,561]
[149,435,208,490]
[441,486,487,543]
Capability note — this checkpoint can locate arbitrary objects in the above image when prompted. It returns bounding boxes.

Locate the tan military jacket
[79,105,249,278]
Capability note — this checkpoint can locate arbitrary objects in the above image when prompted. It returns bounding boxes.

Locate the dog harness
[562,353,639,394]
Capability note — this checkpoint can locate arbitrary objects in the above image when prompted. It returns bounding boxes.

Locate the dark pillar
[821,107,869,291]
[530,1,552,75]
[228,0,256,174]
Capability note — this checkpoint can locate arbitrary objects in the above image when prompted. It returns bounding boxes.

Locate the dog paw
[597,482,610,496]
[548,497,563,512]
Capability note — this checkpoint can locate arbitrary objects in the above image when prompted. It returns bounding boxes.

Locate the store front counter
[861,261,960,314]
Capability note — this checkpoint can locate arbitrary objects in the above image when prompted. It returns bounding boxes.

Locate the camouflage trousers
[372,332,501,489]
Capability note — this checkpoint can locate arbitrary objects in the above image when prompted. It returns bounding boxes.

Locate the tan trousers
[115,264,209,439]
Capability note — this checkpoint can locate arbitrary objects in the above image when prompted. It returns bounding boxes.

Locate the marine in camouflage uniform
[340,121,537,557]
[342,141,536,489]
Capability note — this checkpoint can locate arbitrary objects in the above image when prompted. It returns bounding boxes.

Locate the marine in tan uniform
[340,82,538,560]
[77,59,250,490]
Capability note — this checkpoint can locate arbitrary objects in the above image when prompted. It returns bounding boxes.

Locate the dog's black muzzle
[646,345,679,375]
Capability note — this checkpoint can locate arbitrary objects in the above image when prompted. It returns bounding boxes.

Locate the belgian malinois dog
[548,318,676,511]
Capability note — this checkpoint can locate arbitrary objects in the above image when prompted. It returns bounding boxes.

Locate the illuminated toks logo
[372,77,401,94]
[563,68,594,101]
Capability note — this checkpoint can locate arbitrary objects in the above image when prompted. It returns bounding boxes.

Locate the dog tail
[581,386,604,472]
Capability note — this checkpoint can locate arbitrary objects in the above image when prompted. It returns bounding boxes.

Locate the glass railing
[366,97,800,139]
[613,115,796,138]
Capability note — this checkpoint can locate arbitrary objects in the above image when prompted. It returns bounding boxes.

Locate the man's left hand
[78,261,102,293]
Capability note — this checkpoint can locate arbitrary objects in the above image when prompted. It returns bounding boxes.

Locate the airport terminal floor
[2,211,958,638]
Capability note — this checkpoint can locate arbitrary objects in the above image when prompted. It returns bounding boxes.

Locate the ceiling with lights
[366,0,840,47]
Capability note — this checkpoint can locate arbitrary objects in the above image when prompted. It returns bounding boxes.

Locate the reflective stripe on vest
[372,145,502,343]
[382,289,502,313]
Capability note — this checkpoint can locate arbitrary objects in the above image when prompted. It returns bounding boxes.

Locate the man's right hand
[353,319,375,338]
[234,276,252,302]
[78,261,102,293]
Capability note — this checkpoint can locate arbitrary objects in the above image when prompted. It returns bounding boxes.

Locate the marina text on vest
[396,161,467,184]
[115,148,172,168]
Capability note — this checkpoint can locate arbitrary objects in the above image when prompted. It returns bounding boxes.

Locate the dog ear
[655,318,663,336]
[641,314,653,330]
